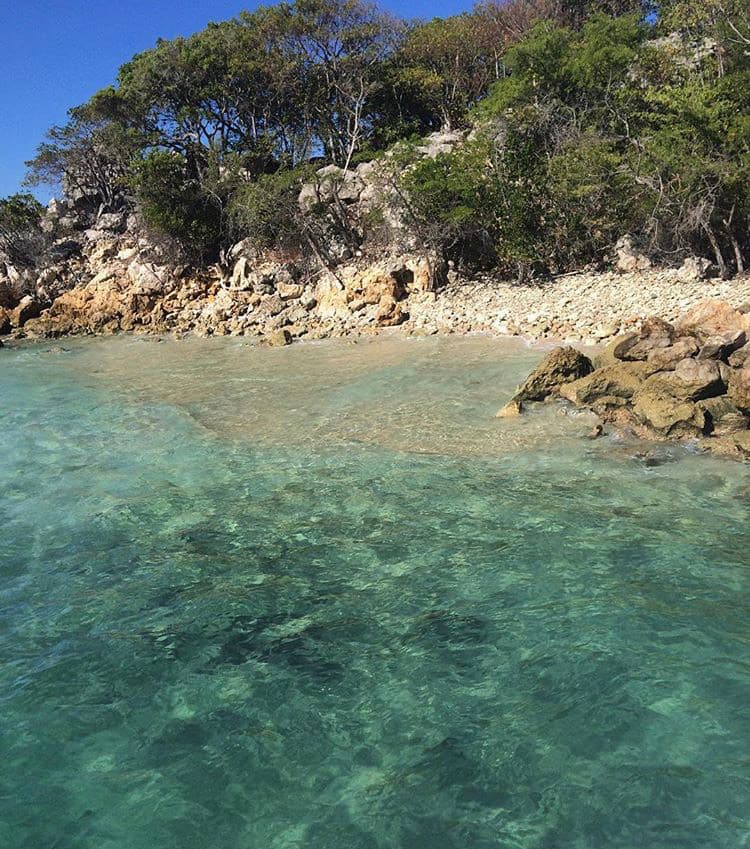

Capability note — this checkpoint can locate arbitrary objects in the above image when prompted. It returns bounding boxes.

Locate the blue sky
[0,0,472,200]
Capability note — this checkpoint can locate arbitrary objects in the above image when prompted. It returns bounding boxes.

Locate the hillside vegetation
[5,0,750,282]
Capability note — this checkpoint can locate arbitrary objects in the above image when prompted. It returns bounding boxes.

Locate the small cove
[1,335,748,848]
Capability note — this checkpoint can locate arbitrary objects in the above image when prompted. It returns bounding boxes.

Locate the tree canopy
[19,0,750,276]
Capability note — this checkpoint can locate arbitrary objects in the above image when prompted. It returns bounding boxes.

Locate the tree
[25,99,137,212]
[0,194,45,268]
[392,14,500,131]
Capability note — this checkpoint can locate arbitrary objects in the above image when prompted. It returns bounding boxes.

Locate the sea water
[0,335,748,849]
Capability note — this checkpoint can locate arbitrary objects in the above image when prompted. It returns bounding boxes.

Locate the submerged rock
[495,398,523,418]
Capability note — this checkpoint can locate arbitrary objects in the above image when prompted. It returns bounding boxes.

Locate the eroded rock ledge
[499,299,750,461]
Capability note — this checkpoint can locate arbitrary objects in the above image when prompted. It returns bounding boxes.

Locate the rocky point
[500,299,750,460]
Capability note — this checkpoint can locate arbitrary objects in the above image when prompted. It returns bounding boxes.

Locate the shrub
[0,194,45,268]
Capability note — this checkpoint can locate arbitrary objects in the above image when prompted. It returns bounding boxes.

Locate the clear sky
[0,0,472,201]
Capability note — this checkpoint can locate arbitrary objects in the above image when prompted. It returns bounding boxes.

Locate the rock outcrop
[501,299,750,460]
[9,216,443,342]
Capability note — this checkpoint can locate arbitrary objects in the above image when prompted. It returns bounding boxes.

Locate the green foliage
[228,166,313,250]
[131,152,224,259]
[0,194,45,267]
[20,0,750,277]
[401,5,750,279]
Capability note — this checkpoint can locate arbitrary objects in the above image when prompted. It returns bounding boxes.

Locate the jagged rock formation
[2,213,443,342]
[0,132,466,343]
[502,299,750,460]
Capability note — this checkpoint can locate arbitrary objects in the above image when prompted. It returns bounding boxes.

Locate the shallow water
[1,334,749,849]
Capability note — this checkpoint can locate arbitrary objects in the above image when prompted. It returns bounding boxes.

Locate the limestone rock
[594,334,640,368]
[11,295,42,328]
[416,130,464,159]
[96,212,126,233]
[698,396,749,436]
[675,299,750,342]
[696,329,746,361]
[727,365,750,413]
[0,307,10,335]
[613,317,674,360]
[277,281,303,300]
[298,165,365,212]
[706,430,750,460]
[512,347,594,403]
[496,398,523,418]
[615,235,652,273]
[375,297,408,326]
[728,342,750,369]
[641,358,726,403]
[265,328,292,347]
[646,336,699,370]
[672,357,726,399]
[631,392,708,438]
[677,256,714,283]
[231,257,251,289]
[559,361,656,405]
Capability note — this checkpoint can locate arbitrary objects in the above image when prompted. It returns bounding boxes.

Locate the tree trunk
[703,223,728,278]
[729,232,745,274]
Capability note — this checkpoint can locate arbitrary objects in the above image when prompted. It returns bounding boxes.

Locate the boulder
[375,297,408,326]
[728,342,750,369]
[0,307,10,335]
[298,165,364,212]
[416,130,464,158]
[10,295,42,328]
[727,365,750,413]
[594,333,641,368]
[496,398,524,418]
[677,256,714,283]
[615,235,652,273]
[696,329,746,361]
[698,396,749,436]
[265,328,292,347]
[631,391,708,438]
[706,430,750,460]
[675,299,750,342]
[637,358,725,406]
[613,317,674,360]
[559,361,656,405]
[512,346,594,403]
[646,336,699,370]
[593,321,621,341]
[127,262,164,294]
[95,212,126,233]
[277,281,303,300]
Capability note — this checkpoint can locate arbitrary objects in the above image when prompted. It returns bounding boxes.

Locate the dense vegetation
[0,194,44,269]
[12,0,750,279]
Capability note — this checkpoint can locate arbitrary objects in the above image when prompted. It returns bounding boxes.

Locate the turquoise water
[1,335,749,849]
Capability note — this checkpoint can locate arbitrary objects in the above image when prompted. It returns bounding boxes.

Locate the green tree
[0,194,45,268]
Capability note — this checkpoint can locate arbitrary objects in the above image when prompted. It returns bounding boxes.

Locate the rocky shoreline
[3,230,750,348]
[5,211,750,461]
[499,299,750,461]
